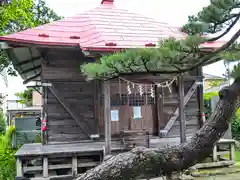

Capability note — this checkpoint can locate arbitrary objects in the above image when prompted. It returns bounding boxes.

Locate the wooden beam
[178,75,186,143]
[21,65,41,74]
[48,84,91,138]
[23,73,41,84]
[104,81,111,156]
[0,42,10,49]
[112,75,204,84]
[16,56,41,66]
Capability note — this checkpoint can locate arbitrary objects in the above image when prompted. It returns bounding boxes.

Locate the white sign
[111,110,119,121]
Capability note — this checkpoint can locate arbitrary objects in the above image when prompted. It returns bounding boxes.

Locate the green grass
[223,150,240,162]
[235,151,240,162]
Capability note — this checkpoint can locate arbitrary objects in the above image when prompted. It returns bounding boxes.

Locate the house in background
[32,90,42,107]
[203,73,231,93]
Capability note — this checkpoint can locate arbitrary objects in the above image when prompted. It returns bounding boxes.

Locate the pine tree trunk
[75,78,240,180]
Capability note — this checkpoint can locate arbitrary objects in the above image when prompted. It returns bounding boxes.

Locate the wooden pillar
[104,80,111,156]
[43,156,48,178]
[153,85,160,136]
[178,75,186,143]
[93,80,101,135]
[42,83,48,145]
[16,157,23,177]
[158,87,164,136]
[230,143,235,161]
[197,67,204,127]
[72,155,78,176]
[212,145,218,162]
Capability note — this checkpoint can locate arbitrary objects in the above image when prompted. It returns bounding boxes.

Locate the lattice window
[100,76,177,106]
[128,93,145,106]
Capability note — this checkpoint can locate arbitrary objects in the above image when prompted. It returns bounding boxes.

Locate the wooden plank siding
[41,47,203,144]
[163,69,202,137]
[98,81,155,137]
[41,49,99,143]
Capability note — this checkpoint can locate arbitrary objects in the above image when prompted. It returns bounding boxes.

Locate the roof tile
[0,2,223,50]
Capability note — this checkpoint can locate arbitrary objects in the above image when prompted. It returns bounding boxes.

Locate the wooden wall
[98,81,154,136]
[41,48,98,144]
[162,69,202,137]
[41,47,203,143]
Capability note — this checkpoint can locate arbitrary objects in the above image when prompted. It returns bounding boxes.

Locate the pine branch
[207,13,240,42]
[185,28,240,71]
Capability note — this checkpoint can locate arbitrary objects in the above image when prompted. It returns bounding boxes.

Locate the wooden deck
[15,137,190,180]
[15,138,236,180]
[16,137,188,157]
[15,137,187,180]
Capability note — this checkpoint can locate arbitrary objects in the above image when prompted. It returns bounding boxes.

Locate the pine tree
[81,0,240,80]
[76,0,240,180]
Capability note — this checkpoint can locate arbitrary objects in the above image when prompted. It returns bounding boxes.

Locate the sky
[3,0,238,99]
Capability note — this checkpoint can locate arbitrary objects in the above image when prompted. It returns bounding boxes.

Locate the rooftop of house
[0,0,225,84]
[203,73,225,80]
[0,0,224,50]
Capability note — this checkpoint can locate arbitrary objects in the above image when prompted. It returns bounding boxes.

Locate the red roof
[0,0,223,51]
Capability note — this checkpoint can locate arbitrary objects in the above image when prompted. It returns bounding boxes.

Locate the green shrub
[203,92,240,136]
[0,111,6,134]
[232,109,240,136]
[203,92,219,120]
[0,126,17,180]
[203,92,219,100]
[15,88,33,106]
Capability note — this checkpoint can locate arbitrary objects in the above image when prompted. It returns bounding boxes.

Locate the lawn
[223,150,240,163]
[191,150,240,179]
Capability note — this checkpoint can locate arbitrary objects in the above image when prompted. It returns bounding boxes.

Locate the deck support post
[230,143,235,161]
[178,75,186,143]
[43,156,48,178]
[212,145,218,162]
[16,157,23,177]
[72,155,78,176]
[104,80,111,156]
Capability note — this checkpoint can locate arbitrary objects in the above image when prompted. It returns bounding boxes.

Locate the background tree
[208,79,225,88]
[0,110,6,134]
[75,0,240,179]
[15,88,33,106]
[0,0,61,75]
